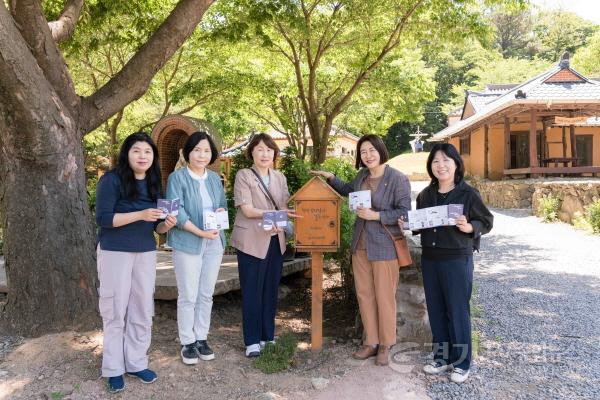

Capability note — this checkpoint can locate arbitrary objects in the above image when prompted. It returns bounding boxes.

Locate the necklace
[438,184,455,199]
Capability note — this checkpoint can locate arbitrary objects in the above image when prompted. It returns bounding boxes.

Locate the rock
[38,374,45,380]
[0,370,7,377]
[277,284,292,300]
[311,377,329,390]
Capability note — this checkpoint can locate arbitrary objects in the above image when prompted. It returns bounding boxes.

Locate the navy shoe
[126,369,157,384]
[107,375,125,393]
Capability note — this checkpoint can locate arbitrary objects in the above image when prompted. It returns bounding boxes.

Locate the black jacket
[414,180,493,253]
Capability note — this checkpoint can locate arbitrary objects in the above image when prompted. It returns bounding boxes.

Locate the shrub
[278,147,311,193]
[87,175,99,214]
[536,194,560,222]
[320,158,357,299]
[253,332,297,373]
[586,200,600,234]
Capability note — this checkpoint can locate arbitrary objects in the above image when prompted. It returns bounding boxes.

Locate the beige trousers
[352,250,400,346]
[97,247,156,377]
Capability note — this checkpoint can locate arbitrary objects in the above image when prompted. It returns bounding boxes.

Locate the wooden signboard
[290,177,342,350]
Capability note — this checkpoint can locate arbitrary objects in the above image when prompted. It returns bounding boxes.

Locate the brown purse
[381,223,412,267]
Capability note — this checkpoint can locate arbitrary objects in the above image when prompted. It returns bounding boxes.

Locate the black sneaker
[194,340,215,361]
[180,344,199,365]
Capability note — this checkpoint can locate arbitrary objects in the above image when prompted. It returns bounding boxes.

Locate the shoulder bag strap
[249,168,279,210]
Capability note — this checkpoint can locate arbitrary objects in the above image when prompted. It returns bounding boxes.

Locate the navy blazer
[329,165,411,261]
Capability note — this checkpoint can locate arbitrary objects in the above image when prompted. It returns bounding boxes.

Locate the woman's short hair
[245,133,280,161]
[426,143,465,185]
[182,131,219,165]
[355,134,389,169]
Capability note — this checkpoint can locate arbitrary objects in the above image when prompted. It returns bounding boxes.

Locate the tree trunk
[0,104,98,337]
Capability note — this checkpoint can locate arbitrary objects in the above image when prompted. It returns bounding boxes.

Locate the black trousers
[422,255,474,370]
[237,236,283,346]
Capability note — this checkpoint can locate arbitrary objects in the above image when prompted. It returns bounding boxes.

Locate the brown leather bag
[381,223,412,267]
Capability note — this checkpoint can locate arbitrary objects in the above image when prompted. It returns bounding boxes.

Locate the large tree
[209,0,524,163]
[0,0,214,336]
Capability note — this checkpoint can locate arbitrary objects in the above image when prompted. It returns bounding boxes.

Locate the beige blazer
[230,167,290,259]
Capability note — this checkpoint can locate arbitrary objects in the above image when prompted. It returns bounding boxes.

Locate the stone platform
[0,253,311,300]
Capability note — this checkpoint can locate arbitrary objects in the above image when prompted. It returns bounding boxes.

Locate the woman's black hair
[115,132,162,201]
[182,131,219,164]
[426,142,465,185]
[355,134,389,169]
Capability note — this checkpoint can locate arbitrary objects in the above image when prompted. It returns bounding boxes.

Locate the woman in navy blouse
[95,132,176,393]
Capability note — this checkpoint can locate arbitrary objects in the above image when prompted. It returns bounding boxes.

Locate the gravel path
[427,208,600,400]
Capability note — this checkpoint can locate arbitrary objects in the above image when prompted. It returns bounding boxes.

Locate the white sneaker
[423,361,452,375]
[259,340,276,350]
[245,343,261,358]
[450,368,470,383]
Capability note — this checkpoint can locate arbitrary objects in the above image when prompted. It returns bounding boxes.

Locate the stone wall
[396,235,431,344]
[471,178,600,223]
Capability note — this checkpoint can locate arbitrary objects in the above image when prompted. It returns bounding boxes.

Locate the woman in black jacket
[411,143,493,384]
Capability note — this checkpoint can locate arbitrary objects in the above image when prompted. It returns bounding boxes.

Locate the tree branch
[11,0,80,113]
[47,0,84,43]
[329,0,424,119]
[81,0,215,135]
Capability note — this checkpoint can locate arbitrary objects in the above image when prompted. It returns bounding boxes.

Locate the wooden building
[432,53,600,179]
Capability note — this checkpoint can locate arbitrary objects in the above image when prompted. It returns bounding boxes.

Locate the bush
[278,148,311,194]
[586,200,600,234]
[253,332,297,374]
[536,194,560,222]
[86,175,99,213]
[320,158,357,299]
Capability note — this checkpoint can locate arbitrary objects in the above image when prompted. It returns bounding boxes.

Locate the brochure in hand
[262,211,288,231]
[203,210,230,231]
[407,204,464,230]
[349,190,372,211]
[157,198,180,219]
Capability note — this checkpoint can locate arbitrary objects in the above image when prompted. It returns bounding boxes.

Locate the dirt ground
[0,264,430,400]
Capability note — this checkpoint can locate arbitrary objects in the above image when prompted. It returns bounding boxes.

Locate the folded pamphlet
[157,198,180,219]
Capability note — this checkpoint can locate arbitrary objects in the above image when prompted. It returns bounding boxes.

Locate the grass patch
[470,283,482,358]
[253,332,298,374]
[536,194,560,222]
[50,393,64,400]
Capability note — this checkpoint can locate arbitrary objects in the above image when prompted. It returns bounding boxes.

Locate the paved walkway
[426,209,600,400]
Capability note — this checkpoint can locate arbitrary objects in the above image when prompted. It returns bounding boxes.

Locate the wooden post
[311,251,324,351]
[570,124,578,166]
[529,109,538,169]
[484,124,489,179]
[504,117,511,171]
[562,126,567,157]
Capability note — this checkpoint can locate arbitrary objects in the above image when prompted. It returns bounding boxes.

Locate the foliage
[573,31,600,76]
[278,148,312,194]
[536,194,560,223]
[86,176,100,214]
[585,200,600,234]
[226,151,253,224]
[571,211,593,233]
[206,0,521,163]
[253,332,297,374]
[491,8,534,59]
[532,11,598,62]
[319,158,357,299]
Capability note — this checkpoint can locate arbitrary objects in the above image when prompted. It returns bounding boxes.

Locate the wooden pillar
[570,124,578,166]
[311,252,323,351]
[484,124,489,179]
[529,109,538,168]
[541,119,548,161]
[562,126,567,157]
[504,117,511,170]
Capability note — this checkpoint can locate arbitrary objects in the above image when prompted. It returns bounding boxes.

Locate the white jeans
[97,247,156,377]
[173,238,224,345]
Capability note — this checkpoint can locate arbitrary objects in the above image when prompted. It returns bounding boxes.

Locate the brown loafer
[375,345,390,366]
[352,345,378,360]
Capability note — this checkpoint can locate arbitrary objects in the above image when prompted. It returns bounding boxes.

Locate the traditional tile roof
[432,56,600,141]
